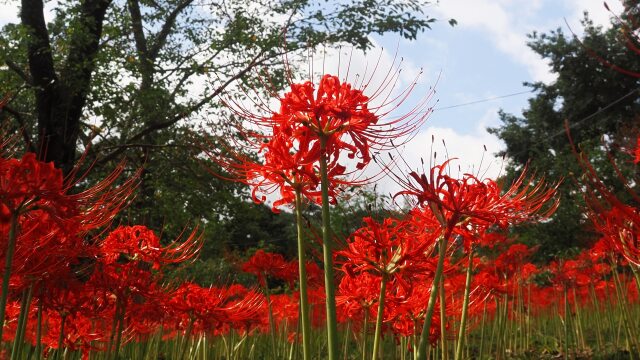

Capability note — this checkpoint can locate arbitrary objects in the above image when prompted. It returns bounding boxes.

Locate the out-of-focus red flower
[100,225,202,270]
[241,250,288,286]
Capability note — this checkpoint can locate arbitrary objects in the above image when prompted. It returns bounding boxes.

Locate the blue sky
[0,0,623,191]
[357,0,623,186]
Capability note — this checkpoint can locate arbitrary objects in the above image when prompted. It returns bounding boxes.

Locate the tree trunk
[21,0,111,176]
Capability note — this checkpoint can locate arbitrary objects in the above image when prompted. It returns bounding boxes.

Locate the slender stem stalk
[294,190,312,360]
[263,281,277,358]
[454,250,474,360]
[180,317,195,360]
[318,135,338,360]
[362,307,369,360]
[35,301,43,360]
[55,314,66,360]
[0,211,19,343]
[113,300,126,360]
[371,274,388,360]
[11,284,33,360]
[416,232,450,360]
[439,279,447,360]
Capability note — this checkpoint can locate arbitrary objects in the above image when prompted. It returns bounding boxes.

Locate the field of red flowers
[1,56,640,360]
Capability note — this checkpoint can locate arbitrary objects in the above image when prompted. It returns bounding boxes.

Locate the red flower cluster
[209,69,433,212]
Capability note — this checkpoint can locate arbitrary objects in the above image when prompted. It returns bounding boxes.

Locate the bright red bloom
[211,63,434,212]
[338,216,436,280]
[241,250,288,286]
[100,225,202,270]
[395,160,559,229]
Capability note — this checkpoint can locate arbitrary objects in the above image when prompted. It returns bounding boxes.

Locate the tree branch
[1,105,36,153]
[148,0,194,61]
[4,60,32,85]
[95,49,270,164]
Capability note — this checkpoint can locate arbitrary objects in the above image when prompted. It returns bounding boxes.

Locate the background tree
[489,8,640,261]
[0,0,442,283]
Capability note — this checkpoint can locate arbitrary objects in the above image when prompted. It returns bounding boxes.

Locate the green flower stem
[362,307,369,360]
[35,301,43,360]
[371,273,388,360]
[318,135,338,360]
[478,300,487,358]
[294,190,312,360]
[0,211,19,344]
[113,300,126,360]
[55,314,66,360]
[11,284,33,360]
[454,249,474,360]
[563,286,570,360]
[180,317,195,360]
[415,232,450,360]
[439,279,447,360]
[263,282,277,358]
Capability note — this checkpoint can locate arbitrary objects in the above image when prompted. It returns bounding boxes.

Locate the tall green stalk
[35,301,43,360]
[0,211,19,344]
[362,307,369,360]
[263,282,277,358]
[454,250,474,360]
[11,284,33,360]
[371,274,388,360]
[55,314,66,360]
[439,279,447,360]
[294,190,312,360]
[563,286,570,360]
[415,232,450,360]
[318,136,338,360]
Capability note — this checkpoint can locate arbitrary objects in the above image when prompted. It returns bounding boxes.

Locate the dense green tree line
[0,0,440,283]
[489,3,640,261]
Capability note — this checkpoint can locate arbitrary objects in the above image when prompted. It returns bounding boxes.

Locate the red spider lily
[99,225,202,270]
[210,58,435,212]
[282,260,324,289]
[0,152,138,230]
[205,127,333,212]
[338,216,437,280]
[336,272,381,322]
[270,74,379,170]
[241,250,289,286]
[395,159,559,229]
[167,283,263,337]
[590,205,640,266]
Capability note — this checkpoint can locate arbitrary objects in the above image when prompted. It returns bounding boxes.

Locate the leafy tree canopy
[489,8,640,261]
[0,0,441,282]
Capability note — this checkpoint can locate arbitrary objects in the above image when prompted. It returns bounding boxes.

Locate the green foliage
[0,0,438,276]
[488,14,640,261]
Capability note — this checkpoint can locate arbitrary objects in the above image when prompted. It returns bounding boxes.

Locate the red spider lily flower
[167,283,264,337]
[394,159,559,230]
[100,225,202,270]
[282,260,324,288]
[337,216,437,280]
[590,205,640,266]
[336,272,381,322]
[241,250,288,286]
[0,152,138,230]
[211,59,435,211]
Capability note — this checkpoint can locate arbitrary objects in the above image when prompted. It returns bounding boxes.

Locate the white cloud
[368,125,506,200]
[0,4,19,25]
[564,0,623,30]
[431,0,556,83]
